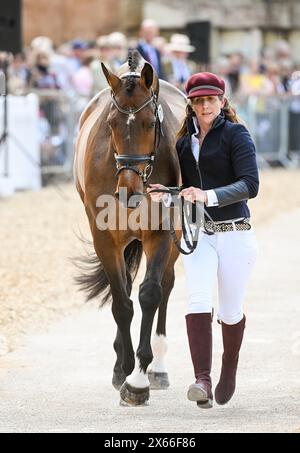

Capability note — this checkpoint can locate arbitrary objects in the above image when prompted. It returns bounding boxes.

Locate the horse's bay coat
[74,53,188,406]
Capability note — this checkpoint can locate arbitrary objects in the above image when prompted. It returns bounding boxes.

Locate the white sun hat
[168,34,195,53]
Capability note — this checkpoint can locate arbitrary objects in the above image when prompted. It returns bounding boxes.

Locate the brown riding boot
[215,315,246,405]
[186,313,213,409]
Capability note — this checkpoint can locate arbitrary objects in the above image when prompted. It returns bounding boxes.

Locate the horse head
[101,51,161,209]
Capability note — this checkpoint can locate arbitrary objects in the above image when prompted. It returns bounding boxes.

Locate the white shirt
[191,117,219,207]
[163,119,219,208]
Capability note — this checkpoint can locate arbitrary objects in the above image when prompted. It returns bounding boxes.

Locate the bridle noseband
[111,78,163,184]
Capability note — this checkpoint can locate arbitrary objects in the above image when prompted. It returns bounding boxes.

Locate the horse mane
[124,49,142,94]
[128,49,141,73]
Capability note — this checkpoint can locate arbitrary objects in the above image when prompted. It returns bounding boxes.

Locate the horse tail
[74,239,143,306]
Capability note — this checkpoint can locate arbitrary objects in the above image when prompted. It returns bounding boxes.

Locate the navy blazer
[176,114,259,222]
[137,43,165,79]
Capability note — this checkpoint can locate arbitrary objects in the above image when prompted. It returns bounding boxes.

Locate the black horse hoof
[148,371,170,390]
[119,381,150,406]
[112,371,126,391]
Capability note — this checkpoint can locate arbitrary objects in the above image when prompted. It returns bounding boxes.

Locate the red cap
[185,72,225,98]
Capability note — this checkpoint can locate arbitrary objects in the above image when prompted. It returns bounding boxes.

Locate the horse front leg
[148,247,178,389]
[112,270,133,390]
[92,231,135,391]
[122,232,172,405]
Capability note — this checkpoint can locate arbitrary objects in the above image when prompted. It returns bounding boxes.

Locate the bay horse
[74,50,187,406]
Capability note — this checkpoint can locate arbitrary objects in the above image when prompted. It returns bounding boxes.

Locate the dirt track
[0,170,300,432]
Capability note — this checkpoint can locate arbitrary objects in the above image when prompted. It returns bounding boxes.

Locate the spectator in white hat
[164,34,196,91]
[30,36,72,92]
[108,32,128,72]
[90,35,114,95]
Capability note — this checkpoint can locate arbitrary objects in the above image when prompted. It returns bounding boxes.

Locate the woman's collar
[188,111,225,137]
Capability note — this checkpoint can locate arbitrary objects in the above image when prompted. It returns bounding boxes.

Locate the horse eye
[149,121,156,129]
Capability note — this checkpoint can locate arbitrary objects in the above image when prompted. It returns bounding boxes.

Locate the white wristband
[205,190,219,207]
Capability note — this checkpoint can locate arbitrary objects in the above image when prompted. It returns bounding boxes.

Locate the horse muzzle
[115,190,144,209]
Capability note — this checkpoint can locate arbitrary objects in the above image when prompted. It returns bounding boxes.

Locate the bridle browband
[110,75,163,183]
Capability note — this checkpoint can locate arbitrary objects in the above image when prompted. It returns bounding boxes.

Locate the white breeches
[182,229,258,325]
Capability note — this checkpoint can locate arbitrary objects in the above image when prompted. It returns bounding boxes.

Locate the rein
[147,188,216,255]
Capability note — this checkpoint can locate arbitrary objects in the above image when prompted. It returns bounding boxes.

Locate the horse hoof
[112,372,126,391]
[148,371,170,390]
[119,381,150,406]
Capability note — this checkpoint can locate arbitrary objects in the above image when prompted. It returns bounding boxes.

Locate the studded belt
[203,218,251,234]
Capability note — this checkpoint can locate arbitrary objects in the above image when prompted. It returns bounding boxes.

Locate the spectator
[72,54,94,97]
[264,62,285,95]
[227,53,244,94]
[30,36,73,92]
[136,19,165,78]
[67,39,89,73]
[8,52,30,95]
[213,57,233,99]
[29,50,60,90]
[90,35,114,95]
[164,34,196,92]
[239,59,269,97]
[108,32,128,72]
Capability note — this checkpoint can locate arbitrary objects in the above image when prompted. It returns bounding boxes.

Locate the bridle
[110,74,216,255]
[110,76,163,184]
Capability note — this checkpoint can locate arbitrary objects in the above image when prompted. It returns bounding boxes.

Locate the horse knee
[139,280,162,312]
[112,300,134,326]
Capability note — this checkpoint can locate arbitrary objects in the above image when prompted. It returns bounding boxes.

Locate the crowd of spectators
[2,20,300,100]
[1,19,300,167]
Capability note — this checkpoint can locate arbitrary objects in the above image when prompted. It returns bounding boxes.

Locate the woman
[147,72,259,409]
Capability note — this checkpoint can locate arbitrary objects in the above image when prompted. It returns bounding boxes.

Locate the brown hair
[177,96,243,140]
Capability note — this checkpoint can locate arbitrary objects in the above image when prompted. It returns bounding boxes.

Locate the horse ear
[140,62,154,90]
[101,62,122,94]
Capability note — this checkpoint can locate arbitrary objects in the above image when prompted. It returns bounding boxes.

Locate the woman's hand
[147,183,169,202]
[179,186,208,204]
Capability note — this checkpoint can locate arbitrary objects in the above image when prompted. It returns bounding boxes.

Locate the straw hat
[108,32,127,49]
[31,36,53,54]
[96,35,111,49]
[168,34,195,53]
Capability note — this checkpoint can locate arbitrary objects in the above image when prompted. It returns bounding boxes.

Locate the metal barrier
[32,90,84,176]
[35,91,300,176]
[236,95,300,168]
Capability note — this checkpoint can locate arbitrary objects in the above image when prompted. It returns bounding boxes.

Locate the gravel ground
[0,183,87,354]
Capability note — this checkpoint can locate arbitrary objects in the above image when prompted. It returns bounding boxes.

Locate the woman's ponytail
[176,104,194,139]
[222,97,243,124]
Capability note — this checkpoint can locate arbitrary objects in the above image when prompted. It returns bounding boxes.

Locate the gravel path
[0,207,299,433]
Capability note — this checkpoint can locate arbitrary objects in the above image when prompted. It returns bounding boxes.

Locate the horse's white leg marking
[149,334,168,373]
[126,357,150,388]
